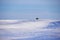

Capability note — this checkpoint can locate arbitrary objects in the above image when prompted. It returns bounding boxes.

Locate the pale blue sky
[0,0,60,20]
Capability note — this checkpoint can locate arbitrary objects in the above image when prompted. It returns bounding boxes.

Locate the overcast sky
[0,0,60,20]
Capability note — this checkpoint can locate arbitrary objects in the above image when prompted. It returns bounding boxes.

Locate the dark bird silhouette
[36,18,39,20]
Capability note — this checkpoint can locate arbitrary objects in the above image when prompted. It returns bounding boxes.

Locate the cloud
[0,20,50,29]
[0,20,19,25]
[0,20,60,40]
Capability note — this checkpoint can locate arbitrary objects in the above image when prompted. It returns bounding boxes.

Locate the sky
[0,0,60,20]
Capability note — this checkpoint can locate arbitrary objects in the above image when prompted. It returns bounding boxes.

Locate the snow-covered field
[0,20,60,40]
